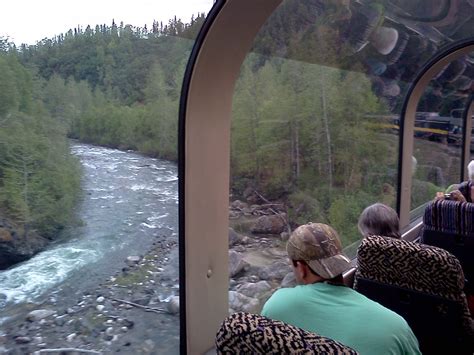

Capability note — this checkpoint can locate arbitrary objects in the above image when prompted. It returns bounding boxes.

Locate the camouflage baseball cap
[287,223,351,279]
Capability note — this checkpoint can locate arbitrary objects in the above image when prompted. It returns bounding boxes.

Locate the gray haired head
[358,203,400,239]
[468,160,474,181]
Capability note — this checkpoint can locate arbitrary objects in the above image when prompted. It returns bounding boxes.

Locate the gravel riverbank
[1,237,180,355]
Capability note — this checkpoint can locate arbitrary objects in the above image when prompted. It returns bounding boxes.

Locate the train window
[410,52,474,218]
[0,2,210,353]
[228,0,415,315]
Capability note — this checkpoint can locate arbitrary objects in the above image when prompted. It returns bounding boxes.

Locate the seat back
[216,312,358,354]
[354,236,473,355]
[422,199,474,292]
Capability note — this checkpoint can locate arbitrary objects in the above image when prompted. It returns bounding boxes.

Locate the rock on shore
[0,216,48,270]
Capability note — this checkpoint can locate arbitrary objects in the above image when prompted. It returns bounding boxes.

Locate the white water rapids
[0,142,178,314]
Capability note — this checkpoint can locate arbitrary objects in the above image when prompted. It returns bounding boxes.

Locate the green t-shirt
[261,283,421,355]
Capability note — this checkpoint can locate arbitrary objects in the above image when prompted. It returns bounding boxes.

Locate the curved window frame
[398,41,474,228]
[178,1,283,353]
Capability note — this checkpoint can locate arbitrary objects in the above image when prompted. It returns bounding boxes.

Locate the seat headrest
[423,199,474,235]
[356,235,465,300]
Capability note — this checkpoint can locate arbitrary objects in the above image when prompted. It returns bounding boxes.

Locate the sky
[0,0,214,45]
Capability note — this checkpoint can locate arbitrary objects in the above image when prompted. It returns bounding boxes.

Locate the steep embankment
[0,215,48,270]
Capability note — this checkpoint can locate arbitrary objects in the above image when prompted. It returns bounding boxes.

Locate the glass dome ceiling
[250,0,474,116]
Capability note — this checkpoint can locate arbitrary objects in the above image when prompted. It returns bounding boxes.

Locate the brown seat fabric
[422,199,474,316]
[216,312,358,354]
[354,235,474,354]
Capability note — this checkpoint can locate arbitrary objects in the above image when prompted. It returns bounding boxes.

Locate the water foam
[140,223,158,229]
[0,246,100,305]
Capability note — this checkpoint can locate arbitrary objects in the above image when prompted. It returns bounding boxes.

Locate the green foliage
[328,191,373,246]
[71,64,179,161]
[19,19,198,105]
[0,51,80,239]
[288,190,325,226]
[231,54,396,246]
[411,179,440,210]
[0,112,80,238]
[0,56,20,116]
[288,188,378,247]
[17,26,194,162]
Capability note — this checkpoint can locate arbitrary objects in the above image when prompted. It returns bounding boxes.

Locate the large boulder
[0,217,48,270]
[228,291,259,313]
[281,272,297,288]
[251,214,288,235]
[166,296,180,315]
[228,228,243,247]
[229,251,248,277]
[257,261,292,281]
[236,281,272,299]
[231,200,249,210]
[125,255,141,266]
[26,309,55,322]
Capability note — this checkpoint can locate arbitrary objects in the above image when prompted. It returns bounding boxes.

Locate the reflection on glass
[0,7,210,354]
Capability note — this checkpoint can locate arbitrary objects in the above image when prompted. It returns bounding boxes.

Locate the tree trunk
[320,71,333,190]
[295,124,300,179]
[250,84,261,186]
[22,159,30,231]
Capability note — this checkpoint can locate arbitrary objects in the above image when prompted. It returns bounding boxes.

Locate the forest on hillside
[1,0,458,248]
[0,46,80,239]
[0,16,206,243]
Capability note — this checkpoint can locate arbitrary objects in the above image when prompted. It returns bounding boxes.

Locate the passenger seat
[354,235,474,354]
[421,199,474,298]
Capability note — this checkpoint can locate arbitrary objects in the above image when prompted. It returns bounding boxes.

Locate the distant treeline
[16,15,207,160]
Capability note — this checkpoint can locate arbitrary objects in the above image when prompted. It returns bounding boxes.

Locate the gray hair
[468,160,474,181]
[358,203,400,239]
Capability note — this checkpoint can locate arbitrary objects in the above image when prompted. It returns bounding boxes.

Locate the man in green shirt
[261,223,421,355]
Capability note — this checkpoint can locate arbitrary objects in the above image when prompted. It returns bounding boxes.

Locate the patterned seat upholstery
[422,199,474,293]
[423,199,474,235]
[216,312,358,354]
[354,236,474,354]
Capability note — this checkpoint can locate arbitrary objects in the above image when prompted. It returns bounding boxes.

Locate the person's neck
[303,274,323,285]
[321,274,345,286]
[323,279,345,286]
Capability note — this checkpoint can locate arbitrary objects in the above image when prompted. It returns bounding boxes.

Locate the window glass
[0,2,211,353]
[228,0,415,315]
[410,52,474,218]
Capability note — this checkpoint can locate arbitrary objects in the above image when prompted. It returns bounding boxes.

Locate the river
[0,142,179,323]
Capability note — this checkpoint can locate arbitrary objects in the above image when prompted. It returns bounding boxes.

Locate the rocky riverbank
[1,200,295,354]
[1,237,180,354]
[227,199,296,315]
[0,216,49,270]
